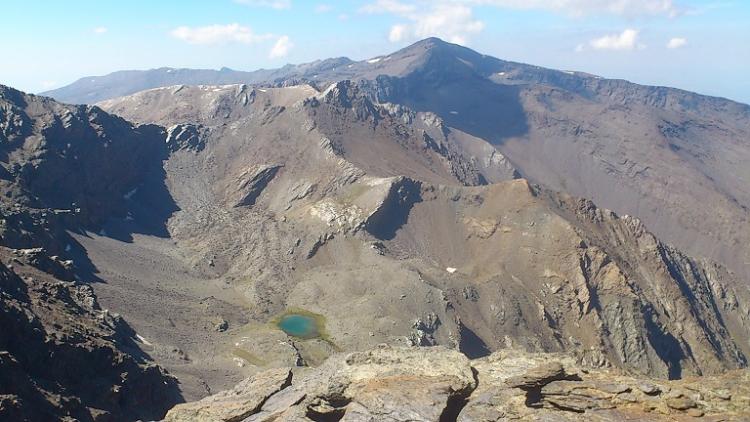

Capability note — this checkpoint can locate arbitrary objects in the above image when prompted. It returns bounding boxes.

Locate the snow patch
[449,111,459,115]
[123,188,138,200]
[367,57,382,64]
[446,267,457,274]
[136,334,153,346]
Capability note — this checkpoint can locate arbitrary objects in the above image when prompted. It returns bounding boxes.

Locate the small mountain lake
[277,314,320,339]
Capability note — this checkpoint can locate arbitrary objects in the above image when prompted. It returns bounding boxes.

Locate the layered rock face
[165,346,750,422]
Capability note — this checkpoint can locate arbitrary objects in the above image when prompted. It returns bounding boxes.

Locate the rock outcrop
[164,346,750,421]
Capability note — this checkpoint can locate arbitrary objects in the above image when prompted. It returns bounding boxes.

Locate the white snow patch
[347,64,353,68]
[136,334,153,346]
[259,89,268,92]
[496,72,506,76]
[166,69,173,73]
[123,188,138,200]
[449,111,459,115]
[446,267,457,273]
[367,57,381,64]
[563,70,575,75]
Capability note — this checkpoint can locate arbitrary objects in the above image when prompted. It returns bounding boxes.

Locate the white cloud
[666,37,687,49]
[315,4,332,13]
[40,80,58,89]
[170,23,273,45]
[234,0,291,9]
[466,0,681,18]
[93,27,108,34]
[389,24,408,42]
[588,28,643,50]
[269,35,293,58]
[360,0,417,14]
[362,1,484,44]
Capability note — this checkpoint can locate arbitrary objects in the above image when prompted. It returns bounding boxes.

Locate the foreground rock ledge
[164,346,750,422]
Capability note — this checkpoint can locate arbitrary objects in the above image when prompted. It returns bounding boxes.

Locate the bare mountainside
[54,38,750,284]
[1,38,750,420]
[0,85,181,420]
[96,81,750,385]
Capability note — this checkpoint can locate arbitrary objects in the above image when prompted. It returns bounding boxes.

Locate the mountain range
[2,38,749,421]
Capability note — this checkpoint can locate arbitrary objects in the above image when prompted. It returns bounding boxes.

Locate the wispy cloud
[170,23,274,45]
[467,0,681,18]
[234,0,291,9]
[666,37,687,49]
[361,0,416,14]
[315,4,332,13]
[578,28,644,51]
[93,26,108,34]
[362,1,484,45]
[269,35,293,58]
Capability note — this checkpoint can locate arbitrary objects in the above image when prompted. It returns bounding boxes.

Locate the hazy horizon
[2,0,749,104]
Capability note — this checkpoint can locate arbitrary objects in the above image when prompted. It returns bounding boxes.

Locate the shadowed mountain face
[3,38,750,419]
[0,86,182,420]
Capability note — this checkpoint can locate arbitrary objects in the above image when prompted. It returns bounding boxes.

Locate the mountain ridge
[41,38,750,110]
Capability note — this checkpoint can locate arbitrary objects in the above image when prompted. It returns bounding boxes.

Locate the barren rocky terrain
[2,38,750,421]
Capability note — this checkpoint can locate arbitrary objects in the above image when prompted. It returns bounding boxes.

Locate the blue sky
[1,0,749,103]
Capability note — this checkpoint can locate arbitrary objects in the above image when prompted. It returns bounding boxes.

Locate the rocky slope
[3,38,750,419]
[0,249,180,421]
[0,85,182,420]
[93,80,750,392]
[78,38,750,284]
[165,345,750,421]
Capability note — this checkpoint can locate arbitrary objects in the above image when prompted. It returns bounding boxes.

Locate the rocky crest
[165,345,750,421]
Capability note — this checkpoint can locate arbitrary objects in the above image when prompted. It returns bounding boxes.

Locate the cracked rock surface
[165,346,750,422]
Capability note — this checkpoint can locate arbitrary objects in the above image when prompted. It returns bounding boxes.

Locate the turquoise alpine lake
[277,314,320,339]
